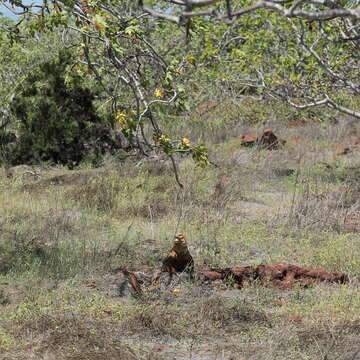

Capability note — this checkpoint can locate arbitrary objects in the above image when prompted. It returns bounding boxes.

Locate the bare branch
[143,7,180,24]
[286,96,360,119]
[144,0,360,22]
[169,154,184,188]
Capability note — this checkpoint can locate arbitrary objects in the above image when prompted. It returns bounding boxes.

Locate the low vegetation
[1,96,360,359]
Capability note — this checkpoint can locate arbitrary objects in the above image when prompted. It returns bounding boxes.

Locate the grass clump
[3,312,157,360]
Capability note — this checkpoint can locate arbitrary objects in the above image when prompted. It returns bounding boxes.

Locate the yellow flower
[154,133,171,146]
[173,289,182,294]
[154,88,165,98]
[182,138,191,147]
[115,111,126,125]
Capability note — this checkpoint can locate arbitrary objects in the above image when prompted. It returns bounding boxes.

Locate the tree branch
[144,0,360,22]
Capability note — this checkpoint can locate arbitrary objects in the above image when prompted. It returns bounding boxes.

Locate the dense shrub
[8,50,123,167]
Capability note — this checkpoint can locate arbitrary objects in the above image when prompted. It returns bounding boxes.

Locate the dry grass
[1,98,360,359]
[2,312,162,360]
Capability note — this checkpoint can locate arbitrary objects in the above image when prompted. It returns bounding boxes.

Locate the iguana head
[173,234,188,250]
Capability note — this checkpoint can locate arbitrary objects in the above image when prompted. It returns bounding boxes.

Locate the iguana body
[161,234,194,278]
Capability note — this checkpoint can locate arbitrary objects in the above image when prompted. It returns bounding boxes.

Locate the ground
[0,98,360,359]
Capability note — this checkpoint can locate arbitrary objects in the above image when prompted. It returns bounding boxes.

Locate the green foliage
[1,0,358,173]
[9,49,115,167]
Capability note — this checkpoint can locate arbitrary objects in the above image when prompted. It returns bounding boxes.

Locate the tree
[1,0,359,181]
[0,13,72,131]
[9,49,120,167]
[143,0,360,118]
[143,0,360,23]
[1,1,211,186]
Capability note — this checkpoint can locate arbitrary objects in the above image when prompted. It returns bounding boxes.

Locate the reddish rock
[229,266,256,278]
[198,270,225,281]
[258,130,286,150]
[256,262,349,287]
[220,266,257,287]
[203,262,349,289]
[116,262,349,297]
[240,130,285,150]
[240,131,259,146]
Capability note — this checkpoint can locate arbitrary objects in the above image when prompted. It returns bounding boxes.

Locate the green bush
[9,50,121,167]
